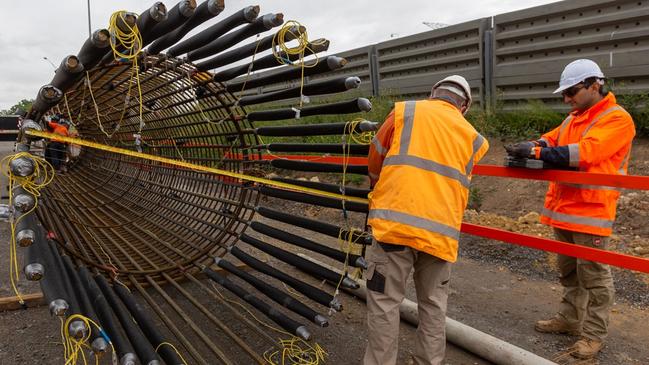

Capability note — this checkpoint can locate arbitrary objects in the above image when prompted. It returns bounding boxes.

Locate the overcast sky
[0,0,558,110]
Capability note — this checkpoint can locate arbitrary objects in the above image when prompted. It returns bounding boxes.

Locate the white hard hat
[553,59,605,94]
[432,75,472,114]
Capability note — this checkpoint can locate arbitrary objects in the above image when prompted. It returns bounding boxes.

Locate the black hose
[76,29,110,70]
[240,233,359,290]
[239,76,361,106]
[247,97,370,122]
[78,267,136,363]
[188,13,284,61]
[270,177,370,198]
[229,246,341,311]
[147,0,225,54]
[95,275,161,364]
[213,39,328,82]
[203,267,311,340]
[143,0,196,46]
[113,282,185,365]
[269,159,369,175]
[215,257,328,326]
[226,56,347,91]
[250,221,366,268]
[195,28,278,71]
[168,6,260,57]
[256,120,376,137]
[265,143,369,155]
[256,206,370,244]
[259,185,368,212]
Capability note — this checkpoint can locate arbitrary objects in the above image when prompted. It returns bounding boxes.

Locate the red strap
[461,223,649,273]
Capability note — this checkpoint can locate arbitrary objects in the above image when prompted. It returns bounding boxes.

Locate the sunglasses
[561,84,586,97]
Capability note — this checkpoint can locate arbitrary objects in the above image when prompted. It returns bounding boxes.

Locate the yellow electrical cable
[26,130,369,204]
[209,282,327,365]
[62,314,116,365]
[155,342,189,365]
[1,153,55,304]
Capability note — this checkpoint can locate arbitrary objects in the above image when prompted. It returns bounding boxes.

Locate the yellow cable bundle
[108,11,142,61]
[0,152,55,304]
[61,314,116,365]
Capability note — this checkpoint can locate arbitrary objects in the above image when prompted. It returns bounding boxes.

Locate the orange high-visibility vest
[368,100,489,262]
[48,121,69,143]
[539,93,635,237]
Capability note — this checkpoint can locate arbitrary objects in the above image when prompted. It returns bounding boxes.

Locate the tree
[0,99,34,116]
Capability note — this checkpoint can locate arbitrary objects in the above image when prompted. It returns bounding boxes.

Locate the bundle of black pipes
[15,1,374,363]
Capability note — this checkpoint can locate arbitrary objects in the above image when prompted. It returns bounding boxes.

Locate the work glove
[504,141,536,158]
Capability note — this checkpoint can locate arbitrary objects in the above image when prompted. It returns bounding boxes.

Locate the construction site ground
[1,138,649,365]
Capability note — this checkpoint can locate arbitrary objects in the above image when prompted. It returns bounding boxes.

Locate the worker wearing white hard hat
[364,75,488,365]
[506,59,635,360]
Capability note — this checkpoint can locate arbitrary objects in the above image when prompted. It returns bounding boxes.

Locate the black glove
[504,141,535,158]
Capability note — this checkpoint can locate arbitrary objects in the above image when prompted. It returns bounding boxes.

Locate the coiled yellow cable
[0,153,55,304]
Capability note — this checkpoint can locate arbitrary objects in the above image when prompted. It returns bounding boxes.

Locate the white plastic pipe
[299,254,557,365]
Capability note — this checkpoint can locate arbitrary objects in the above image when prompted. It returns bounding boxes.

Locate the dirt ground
[1,139,649,365]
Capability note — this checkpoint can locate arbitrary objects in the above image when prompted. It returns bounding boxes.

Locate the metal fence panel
[493,0,649,109]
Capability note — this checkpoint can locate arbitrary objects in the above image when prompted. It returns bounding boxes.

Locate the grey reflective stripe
[369,209,461,241]
[369,172,380,180]
[557,183,619,191]
[399,101,417,155]
[371,137,388,156]
[538,137,551,147]
[557,115,572,142]
[384,155,470,188]
[465,134,486,175]
[568,143,580,168]
[618,146,632,175]
[581,106,624,137]
[541,208,614,229]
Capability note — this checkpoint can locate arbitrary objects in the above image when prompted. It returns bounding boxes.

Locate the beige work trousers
[362,241,452,365]
[554,228,615,341]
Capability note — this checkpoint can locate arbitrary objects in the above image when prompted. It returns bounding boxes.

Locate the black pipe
[143,0,196,46]
[50,55,85,94]
[213,39,329,82]
[98,11,138,65]
[239,76,360,106]
[95,275,162,365]
[271,177,370,198]
[255,206,370,244]
[259,185,368,212]
[203,267,311,340]
[256,120,377,137]
[76,29,111,70]
[78,268,137,365]
[29,85,63,121]
[247,97,371,121]
[250,221,367,269]
[137,2,168,44]
[168,5,260,57]
[240,233,359,290]
[215,257,328,326]
[147,0,225,54]
[188,13,284,61]
[265,143,369,155]
[61,257,107,353]
[269,159,369,175]
[23,235,44,281]
[195,26,287,71]
[113,282,185,365]
[228,246,342,311]
[226,56,346,91]
[38,238,69,316]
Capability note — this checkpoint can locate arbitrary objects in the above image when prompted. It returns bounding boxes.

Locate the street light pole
[87,0,92,38]
[43,57,57,73]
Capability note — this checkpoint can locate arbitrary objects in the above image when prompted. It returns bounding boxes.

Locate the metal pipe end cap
[68,320,88,339]
[120,353,137,365]
[16,229,36,247]
[91,337,108,354]
[314,314,329,327]
[49,299,69,317]
[24,263,45,281]
[295,326,312,341]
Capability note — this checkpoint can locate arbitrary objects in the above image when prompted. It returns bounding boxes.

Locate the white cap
[431,75,472,114]
[554,59,605,94]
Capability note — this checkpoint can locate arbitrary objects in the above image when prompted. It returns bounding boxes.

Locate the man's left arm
[533,113,635,168]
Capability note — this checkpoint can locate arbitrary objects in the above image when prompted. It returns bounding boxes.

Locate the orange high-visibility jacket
[367,100,489,262]
[539,93,635,237]
[47,121,69,143]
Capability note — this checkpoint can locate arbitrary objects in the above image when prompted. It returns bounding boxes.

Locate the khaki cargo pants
[554,228,615,341]
[363,241,451,365]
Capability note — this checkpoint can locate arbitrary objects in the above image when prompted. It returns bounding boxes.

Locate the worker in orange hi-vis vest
[506,59,636,360]
[364,75,489,365]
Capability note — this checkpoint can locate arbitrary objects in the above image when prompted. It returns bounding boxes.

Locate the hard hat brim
[553,83,575,94]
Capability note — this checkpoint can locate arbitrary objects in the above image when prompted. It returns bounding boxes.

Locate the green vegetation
[0,99,33,116]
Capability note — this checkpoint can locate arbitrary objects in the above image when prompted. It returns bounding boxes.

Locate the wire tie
[292,107,301,119]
